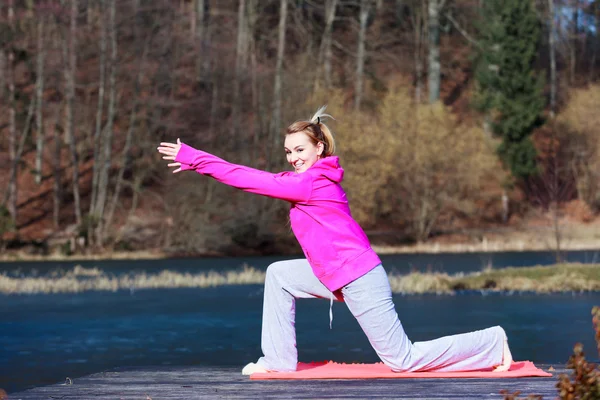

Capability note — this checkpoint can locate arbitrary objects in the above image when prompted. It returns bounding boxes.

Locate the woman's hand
[157,138,183,174]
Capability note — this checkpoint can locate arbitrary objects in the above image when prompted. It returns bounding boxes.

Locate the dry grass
[388,263,600,294]
[0,264,266,295]
[1,263,599,295]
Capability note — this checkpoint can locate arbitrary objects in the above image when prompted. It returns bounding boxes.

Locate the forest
[0,0,599,257]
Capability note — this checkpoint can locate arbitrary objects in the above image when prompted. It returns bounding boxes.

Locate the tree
[315,0,339,90]
[548,0,557,118]
[34,13,46,185]
[354,0,371,110]
[428,0,448,103]
[475,0,545,182]
[94,0,117,246]
[63,0,82,225]
[6,0,17,223]
[231,0,247,142]
[269,0,288,151]
[194,0,211,85]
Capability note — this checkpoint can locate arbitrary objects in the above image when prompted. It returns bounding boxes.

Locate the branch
[444,12,481,49]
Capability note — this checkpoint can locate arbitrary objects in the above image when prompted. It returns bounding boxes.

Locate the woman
[157,107,513,375]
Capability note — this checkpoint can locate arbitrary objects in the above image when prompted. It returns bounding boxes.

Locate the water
[2,250,600,394]
[1,248,599,275]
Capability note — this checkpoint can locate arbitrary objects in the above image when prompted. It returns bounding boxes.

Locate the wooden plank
[10,365,564,399]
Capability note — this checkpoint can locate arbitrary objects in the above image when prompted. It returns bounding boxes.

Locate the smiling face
[284,132,324,173]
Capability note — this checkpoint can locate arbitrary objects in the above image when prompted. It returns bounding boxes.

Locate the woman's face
[284,132,323,174]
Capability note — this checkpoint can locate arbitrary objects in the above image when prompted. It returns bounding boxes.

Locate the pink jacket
[175,143,382,291]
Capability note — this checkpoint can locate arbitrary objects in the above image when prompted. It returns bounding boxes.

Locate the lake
[2,250,600,394]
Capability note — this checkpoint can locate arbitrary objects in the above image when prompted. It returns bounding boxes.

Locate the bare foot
[493,330,513,372]
[242,362,268,375]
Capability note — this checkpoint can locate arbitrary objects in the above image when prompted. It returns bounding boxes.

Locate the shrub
[557,85,600,212]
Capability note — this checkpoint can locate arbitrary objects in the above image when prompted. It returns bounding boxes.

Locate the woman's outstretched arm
[157,139,313,203]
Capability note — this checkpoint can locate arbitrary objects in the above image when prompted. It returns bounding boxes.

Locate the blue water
[2,250,600,394]
[1,249,599,275]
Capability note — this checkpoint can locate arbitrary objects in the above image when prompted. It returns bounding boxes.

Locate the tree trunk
[396,0,404,26]
[587,0,599,82]
[53,107,63,229]
[63,0,82,226]
[355,0,370,110]
[195,0,211,84]
[95,0,117,246]
[569,2,579,85]
[104,42,149,236]
[248,0,261,163]
[34,17,46,185]
[501,189,509,223]
[315,0,338,89]
[5,98,36,209]
[428,0,442,103]
[6,0,17,222]
[209,75,219,132]
[90,0,107,217]
[232,0,247,143]
[548,0,556,118]
[0,52,5,100]
[413,1,425,103]
[270,0,288,150]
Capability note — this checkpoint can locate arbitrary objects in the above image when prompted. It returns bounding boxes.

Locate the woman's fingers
[157,141,182,171]
[168,162,182,173]
[157,148,177,156]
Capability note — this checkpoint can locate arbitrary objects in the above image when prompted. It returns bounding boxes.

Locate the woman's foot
[242,362,268,375]
[493,329,513,372]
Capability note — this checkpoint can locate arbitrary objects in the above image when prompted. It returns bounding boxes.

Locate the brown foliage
[557,85,600,212]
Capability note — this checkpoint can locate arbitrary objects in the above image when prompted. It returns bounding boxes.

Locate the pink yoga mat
[250,361,553,380]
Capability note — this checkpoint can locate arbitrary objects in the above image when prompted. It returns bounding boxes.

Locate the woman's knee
[265,261,288,283]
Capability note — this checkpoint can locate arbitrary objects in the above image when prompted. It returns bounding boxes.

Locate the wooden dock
[9,364,564,399]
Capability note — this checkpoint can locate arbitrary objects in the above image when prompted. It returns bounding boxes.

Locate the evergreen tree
[475,0,545,181]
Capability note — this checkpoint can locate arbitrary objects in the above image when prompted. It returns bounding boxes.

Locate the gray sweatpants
[256,259,505,372]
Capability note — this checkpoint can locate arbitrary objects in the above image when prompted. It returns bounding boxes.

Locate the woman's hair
[286,106,336,157]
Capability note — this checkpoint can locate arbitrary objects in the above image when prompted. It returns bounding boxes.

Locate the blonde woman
[157,107,513,375]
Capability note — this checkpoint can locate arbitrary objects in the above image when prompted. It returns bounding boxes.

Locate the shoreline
[1,263,599,295]
[0,237,599,262]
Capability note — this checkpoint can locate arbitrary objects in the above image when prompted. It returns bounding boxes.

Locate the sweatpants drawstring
[329,292,334,329]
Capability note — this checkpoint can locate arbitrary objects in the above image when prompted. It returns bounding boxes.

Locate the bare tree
[355,0,371,110]
[396,0,405,25]
[62,0,82,225]
[34,15,46,185]
[548,0,557,118]
[270,0,288,150]
[232,0,247,143]
[90,0,107,218]
[428,0,447,103]
[95,0,118,246]
[195,0,211,84]
[53,109,63,229]
[247,0,263,162]
[104,42,150,236]
[315,0,339,89]
[6,0,17,222]
[568,0,581,84]
[411,0,427,103]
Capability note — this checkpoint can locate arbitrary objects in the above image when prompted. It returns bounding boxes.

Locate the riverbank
[2,230,600,262]
[1,262,599,295]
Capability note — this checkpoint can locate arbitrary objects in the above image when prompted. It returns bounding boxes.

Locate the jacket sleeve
[175,142,312,203]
